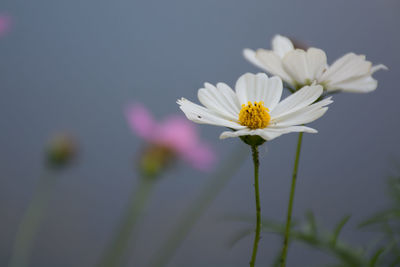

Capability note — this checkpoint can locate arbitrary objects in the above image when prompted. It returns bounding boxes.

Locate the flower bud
[138,144,176,178]
[46,134,77,169]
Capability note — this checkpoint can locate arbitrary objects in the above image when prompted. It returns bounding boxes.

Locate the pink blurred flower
[0,15,11,37]
[125,103,216,171]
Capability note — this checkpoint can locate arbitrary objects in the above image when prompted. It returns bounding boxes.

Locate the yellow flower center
[238,101,271,129]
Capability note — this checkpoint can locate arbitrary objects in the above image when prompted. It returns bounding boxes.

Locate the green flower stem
[97,177,155,267]
[249,145,261,267]
[9,171,57,267]
[149,144,249,267]
[280,132,304,267]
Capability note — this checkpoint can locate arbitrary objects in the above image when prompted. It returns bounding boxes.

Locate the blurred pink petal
[156,116,215,171]
[125,104,156,141]
[125,103,216,171]
[156,116,197,152]
[182,143,216,171]
[0,15,11,37]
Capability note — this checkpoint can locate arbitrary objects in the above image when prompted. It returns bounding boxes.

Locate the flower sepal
[239,135,266,147]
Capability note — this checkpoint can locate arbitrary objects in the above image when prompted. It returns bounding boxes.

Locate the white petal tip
[272,34,290,42]
[243,48,255,54]
[243,49,256,60]
[371,64,388,73]
[219,132,230,139]
[176,97,186,105]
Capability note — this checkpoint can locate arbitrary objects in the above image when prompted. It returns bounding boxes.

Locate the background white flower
[177,73,332,141]
[244,35,387,93]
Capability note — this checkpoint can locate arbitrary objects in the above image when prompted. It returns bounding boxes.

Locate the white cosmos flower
[244,35,387,93]
[177,73,332,141]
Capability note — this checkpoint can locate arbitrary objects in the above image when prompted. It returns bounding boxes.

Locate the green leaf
[358,210,400,228]
[227,227,254,249]
[369,247,384,267]
[331,215,351,247]
[387,176,400,204]
[389,256,400,267]
[305,211,318,236]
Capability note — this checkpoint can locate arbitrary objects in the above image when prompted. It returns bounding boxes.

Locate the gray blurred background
[0,0,399,266]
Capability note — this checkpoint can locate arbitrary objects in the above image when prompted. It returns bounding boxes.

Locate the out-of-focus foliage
[226,167,400,266]
[359,171,400,267]
[227,200,400,267]
[226,213,369,266]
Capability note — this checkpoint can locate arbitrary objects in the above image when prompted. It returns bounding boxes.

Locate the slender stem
[148,144,249,267]
[97,177,155,267]
[249,145,261,267]
[9,171,56,267]
[280,132,304,267]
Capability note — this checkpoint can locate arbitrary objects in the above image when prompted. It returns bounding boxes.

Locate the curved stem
[280,132,303,267]
[148,144,248,267]
[9,171,56,267]
[249,145,261,267]
[97,177,155,267]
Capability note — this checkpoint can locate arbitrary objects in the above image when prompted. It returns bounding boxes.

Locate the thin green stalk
[148,144,248,267]
[9,171,57,267]
[97,177,155,267]
[249,145,261,267]
[280,132,304,267]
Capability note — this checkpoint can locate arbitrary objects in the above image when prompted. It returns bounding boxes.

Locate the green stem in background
[97,177,156,267]
[249,145,261,267]
[280,132,304,267]
[148,144,249,267]
[8,171,57,267]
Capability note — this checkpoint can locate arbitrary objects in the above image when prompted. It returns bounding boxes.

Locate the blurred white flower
[178,73,332,141]
[244,35,387,93]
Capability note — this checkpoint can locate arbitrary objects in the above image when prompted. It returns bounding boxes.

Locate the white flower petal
[256,129,286,141]
[282,48,327,85]
[271,97,332,126]
[219,125,317,141]
[263,76,283,110]
[270,85,323,118]
[177,98,245,129]
[216,82,241,112]
[219,128,253,139]
[235,73,263,104]
[326,75,378,93]
[243,49,267,70]
[263,126,317,140]
[259,125,317,141]
[319,53,371,86]
[259,126,317,141]
[306,48,328,79]
[265,125,318,134]
[220,128,279,141]
[273,107,329,127]
[255,49,294,85]
[371,64,388,73]
[272,35,294,58]
[198,82,239,120]
[321,54,387,93]
[234,73,283,111]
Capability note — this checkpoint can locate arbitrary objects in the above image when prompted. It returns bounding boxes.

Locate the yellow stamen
[238,101,271,129]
